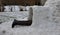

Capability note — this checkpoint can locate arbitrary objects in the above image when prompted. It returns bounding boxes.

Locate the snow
[0,11,29,22]
[0,6,60,35]
[4,6,31,12]
[44,0,60,23]
[0,3,60,35]
[4,6,11,12]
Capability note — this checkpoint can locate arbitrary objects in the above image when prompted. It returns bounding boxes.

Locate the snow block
[32,6,51,27]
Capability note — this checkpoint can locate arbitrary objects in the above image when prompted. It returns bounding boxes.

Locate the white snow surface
[0,0,60,35]
[4,6,31,12]
[0,6,60,35]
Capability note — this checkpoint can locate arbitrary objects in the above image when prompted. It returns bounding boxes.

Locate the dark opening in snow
[12,19,32,28]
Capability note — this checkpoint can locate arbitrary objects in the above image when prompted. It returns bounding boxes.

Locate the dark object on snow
[20,9,23,11]
[12,19,32,28]
[2,30,6,34]
[12,7,33,28]
[0,22,2,24]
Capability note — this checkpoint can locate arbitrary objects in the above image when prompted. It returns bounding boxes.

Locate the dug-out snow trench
[0,7,33,28]
[12,7,33,28]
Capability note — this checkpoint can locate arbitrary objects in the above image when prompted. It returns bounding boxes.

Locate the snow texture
[0,1,60,34]
[0,6,60,35]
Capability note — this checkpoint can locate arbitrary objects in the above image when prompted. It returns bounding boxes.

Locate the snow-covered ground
[0,1,60,34]
[0,11,29,22]
[0,6,60,35]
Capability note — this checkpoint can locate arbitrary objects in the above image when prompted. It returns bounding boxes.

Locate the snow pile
[32,6,60,35]
[4,6,31,12]
[4,6,11,12]
[45,0,60,7]
[44,0,60,23]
